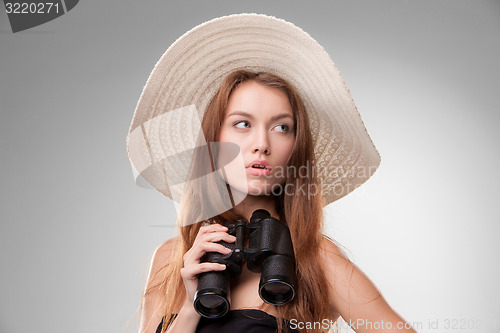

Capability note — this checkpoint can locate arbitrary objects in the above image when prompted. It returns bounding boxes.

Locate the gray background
[1,1,499,332]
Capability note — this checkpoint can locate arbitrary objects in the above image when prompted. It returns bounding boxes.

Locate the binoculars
[193,209,296,318]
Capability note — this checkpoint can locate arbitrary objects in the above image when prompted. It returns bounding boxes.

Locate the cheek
[217,124,237,143]
[218,129,249,157]
[217,128,226,142]
[277,138,295,165]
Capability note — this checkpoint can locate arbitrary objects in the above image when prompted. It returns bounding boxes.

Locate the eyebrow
[227,110,294,121]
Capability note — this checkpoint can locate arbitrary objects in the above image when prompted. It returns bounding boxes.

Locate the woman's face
[218,80,296,197]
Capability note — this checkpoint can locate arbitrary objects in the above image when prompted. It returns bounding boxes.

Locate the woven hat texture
[126,13,381,207]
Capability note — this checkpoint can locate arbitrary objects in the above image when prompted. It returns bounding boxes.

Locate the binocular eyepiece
[193,209,296,318]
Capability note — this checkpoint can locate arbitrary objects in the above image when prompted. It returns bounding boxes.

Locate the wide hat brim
[126,13,381,207]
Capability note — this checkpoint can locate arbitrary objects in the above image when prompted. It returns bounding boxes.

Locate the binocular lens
[260,279,294,305]
[263,281,293,295]
[195,268,233,318]
[199,295,225,309]
[194,293,229,318]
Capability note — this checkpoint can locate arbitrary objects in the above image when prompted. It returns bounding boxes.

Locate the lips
[246,160,272,176]
[247,160,272,171]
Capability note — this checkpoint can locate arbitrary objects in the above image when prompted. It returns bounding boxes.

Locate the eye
[274,124,290,133]
[233,120,250,129]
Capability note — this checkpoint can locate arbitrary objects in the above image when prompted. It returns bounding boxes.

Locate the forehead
[225,81,293,117]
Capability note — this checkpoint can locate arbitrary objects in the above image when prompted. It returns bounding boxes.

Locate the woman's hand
[180,224,236,311]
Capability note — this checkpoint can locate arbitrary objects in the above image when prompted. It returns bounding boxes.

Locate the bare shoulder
[319,236,349,258]
[139,237,180,333]
[152,237,179,264]
[319,236,382,307]
[319,236,417,332]
[319,236,352,271]
[148,237,180,284]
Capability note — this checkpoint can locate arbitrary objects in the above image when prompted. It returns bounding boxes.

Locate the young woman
[126,14,417,333]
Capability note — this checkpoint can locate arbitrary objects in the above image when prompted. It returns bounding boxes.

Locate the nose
[253,128,270,155]
[253,144,270,155]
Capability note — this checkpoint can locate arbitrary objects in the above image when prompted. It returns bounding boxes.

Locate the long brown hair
[143,69,334,333]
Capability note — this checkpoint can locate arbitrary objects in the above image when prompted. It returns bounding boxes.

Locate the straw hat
[126,13,380,207]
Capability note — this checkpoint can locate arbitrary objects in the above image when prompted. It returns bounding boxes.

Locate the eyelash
[233,120,291,133]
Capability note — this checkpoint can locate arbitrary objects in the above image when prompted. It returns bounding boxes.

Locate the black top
[156,309,298,333]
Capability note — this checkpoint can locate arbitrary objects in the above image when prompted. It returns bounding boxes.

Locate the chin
[245,179,283,197]
[224,176,285,200]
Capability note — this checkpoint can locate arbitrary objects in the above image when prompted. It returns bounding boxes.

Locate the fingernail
[219,264,226,269]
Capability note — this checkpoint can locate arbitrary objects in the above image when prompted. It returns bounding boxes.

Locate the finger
[198,223,228,235]
[183,242,232,266]
[181,262,227,279]
[201,231,237,244]
[183,232,234,265]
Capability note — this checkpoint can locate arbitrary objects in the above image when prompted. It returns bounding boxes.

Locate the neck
[233,195,279,222]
